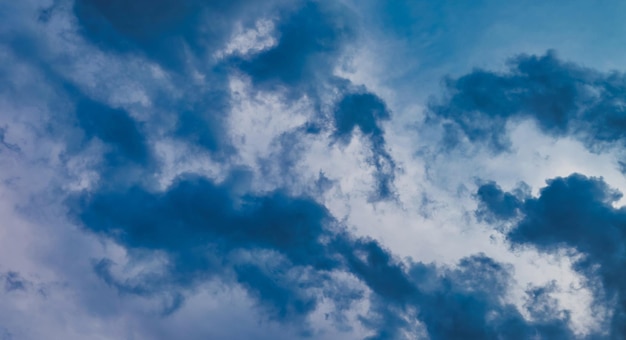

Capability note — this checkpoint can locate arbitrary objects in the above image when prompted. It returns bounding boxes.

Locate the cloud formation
[332,91,397,200]
[67,169,575,338]
[478,174,626,338]
[1,0,626,339]
[430,51,626,153]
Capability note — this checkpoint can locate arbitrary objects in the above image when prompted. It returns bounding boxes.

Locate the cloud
[1,272,27,293]
[429,51,626,154]
[73,0,276,68]
[477,174,626,337]
[332,91,397,201]
[235,1,353,95]
[3,0,625,339]
[475,181,526,223]
[69,172,347,325]
[71,0,300,156]
[67,167,579,338]
[410,255,574,340]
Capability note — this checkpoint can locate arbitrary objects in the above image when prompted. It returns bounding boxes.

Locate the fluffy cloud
[478,174,626,337]
[2,0,626,339]
[429,51,626,153]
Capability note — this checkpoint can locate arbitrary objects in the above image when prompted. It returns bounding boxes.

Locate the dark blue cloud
[334,93,390,141]
[338,238,417,339]
[235,1,353,95]
[231,0,396,199]
[74,0,352,90]
[234,263,320,332]
[475,181,525,223]
[235,0,397,199]
[523,282,575,339]
[1,29,158,186]
[477,173,626,337]
[254,88,399,201]
[174,109,222,153]
[73,0,272,69]
[57,82,158,187]
[71,0,284,155]
[70,169,575,337]
[73,0,396,197]
[429,51,626,153]
[70,172,348,325]
[93,257,186,316]
[346,248,574,339]
[75,97,150,166]
[1,271,27,292]
[332,91,397,201]
[5,28,232,172]
[410,255,573,340]
[340,238,415,303]
[73,0,196,69]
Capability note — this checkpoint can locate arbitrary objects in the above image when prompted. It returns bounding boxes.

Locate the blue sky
[2,0,626,339]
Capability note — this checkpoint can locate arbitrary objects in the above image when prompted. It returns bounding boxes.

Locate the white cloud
[214,19,277,60]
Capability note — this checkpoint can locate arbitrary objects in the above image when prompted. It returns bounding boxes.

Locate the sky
[1,0,626,339]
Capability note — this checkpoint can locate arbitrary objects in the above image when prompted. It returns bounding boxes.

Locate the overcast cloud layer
[2,1,626,339]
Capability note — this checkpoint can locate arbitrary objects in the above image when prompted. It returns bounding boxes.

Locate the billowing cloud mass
[478,174,626,337]
[2,0,626,339]
[429,52,626,153]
